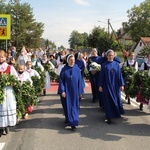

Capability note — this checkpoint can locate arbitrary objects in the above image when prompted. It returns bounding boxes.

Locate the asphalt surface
[0,84,150,150]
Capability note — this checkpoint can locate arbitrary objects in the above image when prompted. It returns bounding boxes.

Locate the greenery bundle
[121,66,138,98]
[134,70,150,100]
[0,74,17,104]
[0,73,37,119]
[34,67,46,91]
[42,62,59,82]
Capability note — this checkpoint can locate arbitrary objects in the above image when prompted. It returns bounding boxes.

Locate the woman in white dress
[56,50,66,75]
[41,54,55,95]
[25,61,40,78]
[0,50,18,136]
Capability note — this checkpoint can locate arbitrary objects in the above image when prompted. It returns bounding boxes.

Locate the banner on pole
[0,14,11,40]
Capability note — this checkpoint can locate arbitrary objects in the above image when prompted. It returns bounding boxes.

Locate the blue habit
[87,56,103,105]
[75,59,85,88]
[58,64,84,127]
[99,60,125,119]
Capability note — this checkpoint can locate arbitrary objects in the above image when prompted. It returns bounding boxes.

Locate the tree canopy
[0,0,44,50]
[68,30,88,49]
[123,0,150,42]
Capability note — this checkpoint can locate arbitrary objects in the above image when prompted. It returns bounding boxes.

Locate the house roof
[140,37,150,45]
[131,37,150,51]
[117,28,132,40]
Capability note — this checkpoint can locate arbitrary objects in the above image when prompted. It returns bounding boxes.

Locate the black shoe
[139,103,143,110]
[127,97,131,104]
[43,89,46,96]
[5,127,9,134]
[105,118,111,124]
[0,129,3,137]
[71,126,77,130]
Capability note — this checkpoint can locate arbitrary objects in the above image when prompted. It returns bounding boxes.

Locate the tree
[68,30,89,49]
[139,45,150,56]
[44,39,56,50]
[3,0,44,50]
[123,0,150,41]
[0,0,7,14]
[88,26,113,54]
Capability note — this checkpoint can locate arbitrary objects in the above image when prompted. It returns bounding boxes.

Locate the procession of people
[0,46,150,136]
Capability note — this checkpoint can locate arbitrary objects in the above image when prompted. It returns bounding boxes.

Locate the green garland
[42,62,59,82]
[34,67,46,91]
[121,66,138,98]
[0,74,37,119]
[0,74,18,104]
[134,70,150,99]
[122,66,150,99]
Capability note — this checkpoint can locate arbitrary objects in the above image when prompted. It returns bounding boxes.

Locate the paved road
[0,87,150,150]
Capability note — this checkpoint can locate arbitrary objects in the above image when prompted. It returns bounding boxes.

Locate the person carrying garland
[136,53,150,110]
[123,52,138,104]
[0,50,18,136]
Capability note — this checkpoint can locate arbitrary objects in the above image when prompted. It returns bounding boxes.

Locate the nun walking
[58,54,84,130]
[99,50,125,124]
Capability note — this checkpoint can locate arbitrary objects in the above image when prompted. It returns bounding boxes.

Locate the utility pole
[107,19,110,34]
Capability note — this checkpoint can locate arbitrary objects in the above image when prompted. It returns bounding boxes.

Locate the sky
[8,0,144,48]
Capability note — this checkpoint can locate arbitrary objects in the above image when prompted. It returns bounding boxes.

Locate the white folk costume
[0,62,18,127]
[17,55,28,65]
[41,60,54,89]
[25,68,40,78]
[32,61,44,72]
[123,59,138,72]
[56,55,66,75]
[140,60,150,71]
[123,59,138,104]
[17,72,33,86]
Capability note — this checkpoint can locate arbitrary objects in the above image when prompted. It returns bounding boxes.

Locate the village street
[0,82,150,150]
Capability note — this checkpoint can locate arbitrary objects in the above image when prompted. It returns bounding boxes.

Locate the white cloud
[75,0,90,6]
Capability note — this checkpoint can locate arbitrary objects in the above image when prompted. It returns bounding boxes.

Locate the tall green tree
[88,26,114,54]
[5,0,44,49]
[0,0,7,14]
[68,30,89,49]
[123,0,150,41]
[44,39,56,49]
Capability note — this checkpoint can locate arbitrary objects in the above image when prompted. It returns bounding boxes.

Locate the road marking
[0,143,5,150]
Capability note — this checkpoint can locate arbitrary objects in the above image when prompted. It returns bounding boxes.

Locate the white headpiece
[67,54,74,63]
[92,48,98,53]
[105,49,114,56]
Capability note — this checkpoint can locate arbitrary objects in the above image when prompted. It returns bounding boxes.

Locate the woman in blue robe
[75,52,85,90]
[58,54,84,130]
[87,48,103,104]
[99,49,125,124]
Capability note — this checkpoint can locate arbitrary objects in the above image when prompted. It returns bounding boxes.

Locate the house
[117,28,133,49]
[133,37,150,56]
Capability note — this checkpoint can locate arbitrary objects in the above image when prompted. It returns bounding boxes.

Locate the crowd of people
[0,46,150,135]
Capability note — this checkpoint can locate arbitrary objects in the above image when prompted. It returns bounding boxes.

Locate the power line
[111,18,128,23]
